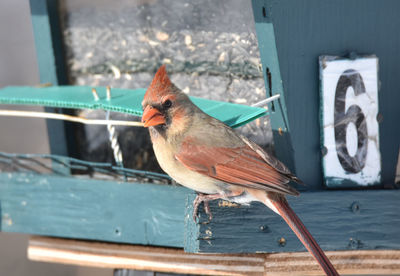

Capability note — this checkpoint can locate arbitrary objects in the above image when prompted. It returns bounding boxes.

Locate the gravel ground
[61,0,273,172]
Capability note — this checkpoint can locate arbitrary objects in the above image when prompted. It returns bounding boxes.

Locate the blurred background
[59,0,272,172]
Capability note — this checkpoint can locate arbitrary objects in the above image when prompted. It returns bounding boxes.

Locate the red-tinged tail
[271,196,339,276]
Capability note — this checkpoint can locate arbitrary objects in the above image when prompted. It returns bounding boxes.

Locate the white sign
[319,56,381,187]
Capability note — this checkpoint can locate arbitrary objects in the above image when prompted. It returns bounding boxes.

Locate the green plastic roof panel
[0,86,267,128]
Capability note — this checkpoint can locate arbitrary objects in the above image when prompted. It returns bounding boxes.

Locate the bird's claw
[192,191,244,223]
[192,193,214,223]
[203,201,213,221]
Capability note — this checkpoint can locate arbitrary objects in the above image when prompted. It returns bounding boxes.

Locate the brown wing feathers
[175,138,299,196]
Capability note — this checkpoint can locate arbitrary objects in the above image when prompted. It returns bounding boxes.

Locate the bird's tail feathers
[270,195,339,276]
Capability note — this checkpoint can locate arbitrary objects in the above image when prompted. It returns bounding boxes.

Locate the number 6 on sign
[319,56,381,187]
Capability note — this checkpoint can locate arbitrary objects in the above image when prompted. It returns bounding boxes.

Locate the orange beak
[141,105,166,127]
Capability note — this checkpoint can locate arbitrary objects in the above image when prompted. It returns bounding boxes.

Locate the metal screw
[348,238,363,249]
[351,201,361,213]
[259,225,270,233]
[278,237,286,247]
[348,238,357,249]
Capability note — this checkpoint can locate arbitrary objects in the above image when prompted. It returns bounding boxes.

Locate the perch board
[0,172,399,253]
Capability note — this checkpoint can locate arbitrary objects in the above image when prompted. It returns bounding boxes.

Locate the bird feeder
[0,0,399,275]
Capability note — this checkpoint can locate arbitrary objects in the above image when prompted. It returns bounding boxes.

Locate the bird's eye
[163,99,172,109]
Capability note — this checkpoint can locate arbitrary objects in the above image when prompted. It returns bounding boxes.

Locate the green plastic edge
[0,86,268,128]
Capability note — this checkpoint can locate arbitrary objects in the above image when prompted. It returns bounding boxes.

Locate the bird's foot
[192,191,245,223]
[192,193,223,223]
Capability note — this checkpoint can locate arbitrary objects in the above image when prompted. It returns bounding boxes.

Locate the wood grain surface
[28,236,400,276]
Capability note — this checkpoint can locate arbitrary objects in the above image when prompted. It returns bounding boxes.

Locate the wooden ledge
[28,236,400,276]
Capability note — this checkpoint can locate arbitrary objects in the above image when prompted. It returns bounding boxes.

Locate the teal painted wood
[184,190,400,253]
[2,171,399,252]
[251,1,297,179]
[29,0,59,86]
[253,0,400,189]
[0,173,189,247]
[183,195,199,253]
[29,0,70,157]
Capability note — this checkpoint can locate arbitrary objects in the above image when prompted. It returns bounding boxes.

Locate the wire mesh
[0,152,171,185]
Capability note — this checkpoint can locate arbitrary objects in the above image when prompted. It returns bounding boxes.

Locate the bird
[141,65,339,276]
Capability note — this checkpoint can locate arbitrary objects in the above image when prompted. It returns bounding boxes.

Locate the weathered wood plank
[28,236,400,276]
[0,173,188,247]
[185,190,400,253]
[1,172,399,253]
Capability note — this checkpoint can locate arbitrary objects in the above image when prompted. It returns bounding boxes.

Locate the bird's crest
[144,65,173,102]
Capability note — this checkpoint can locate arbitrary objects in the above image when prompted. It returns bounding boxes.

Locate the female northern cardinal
[141,65,339,276]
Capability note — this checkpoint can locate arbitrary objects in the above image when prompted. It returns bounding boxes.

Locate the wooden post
[29,0,72,159]
[251,0,297,182]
